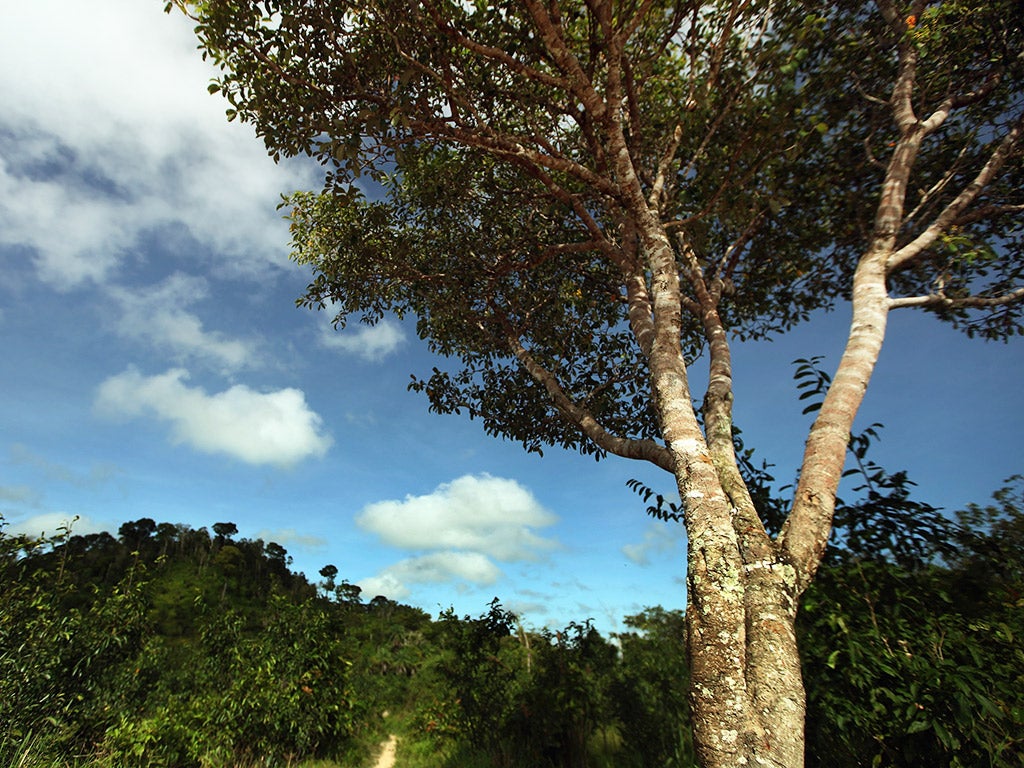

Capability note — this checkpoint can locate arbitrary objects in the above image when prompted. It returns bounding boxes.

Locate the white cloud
[357,474,558,561]
[0,156,129,289]
[356,474,558,600]
[358,571,411,600]
[94,367,332,467]
[0,0,318,290]
[622,521,681,566]
[3,512,110,540]
[359,551,502,600]
[320,316,406,361]
[108,273,258,372]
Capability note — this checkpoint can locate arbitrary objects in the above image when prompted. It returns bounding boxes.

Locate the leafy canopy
[173,0,1024,462]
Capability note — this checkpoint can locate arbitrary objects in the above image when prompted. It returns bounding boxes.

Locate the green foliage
[6,480,1022,768]
[0,517,365,767]
[172,0,1024,472]
[613,608,696,768]
[800,478,1024,767]
[103,597,358,767]
[0,519,150,750]
[428,600,695,768]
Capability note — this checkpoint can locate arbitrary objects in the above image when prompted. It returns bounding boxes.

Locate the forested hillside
[2,476,1022,767]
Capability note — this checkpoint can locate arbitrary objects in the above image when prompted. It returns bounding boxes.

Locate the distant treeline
[2,475,1022,768]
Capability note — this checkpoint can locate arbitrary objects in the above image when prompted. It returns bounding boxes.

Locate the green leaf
[906,719,931,734]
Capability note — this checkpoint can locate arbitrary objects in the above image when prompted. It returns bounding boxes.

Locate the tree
[170,1,1023,765]
[212,521,239,541]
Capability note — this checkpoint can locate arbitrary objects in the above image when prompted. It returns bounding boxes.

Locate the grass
[1,732,83,768]
[0,730,379,768]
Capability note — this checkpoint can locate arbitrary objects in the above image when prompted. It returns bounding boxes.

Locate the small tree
[171,1,1023,764]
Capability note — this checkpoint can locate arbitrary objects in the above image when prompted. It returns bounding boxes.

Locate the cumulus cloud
[0,0,318,290]
[108,273,258,371]
[356,474,558,600]
[357,474,558,561]
[94,367,332,467]
[359,551,502,600]
[622,521,681,566]
[0,157,129,289]
[319,316,406,361]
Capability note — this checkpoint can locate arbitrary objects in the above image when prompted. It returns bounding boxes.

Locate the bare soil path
[371,734,398,768]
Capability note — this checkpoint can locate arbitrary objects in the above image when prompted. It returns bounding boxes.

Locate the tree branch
[887,112,1024,273]
[416,120,623,199]
[648,124,682,212]
[678,241,769,557]
[889,286,1024,310]
[953,203,1024,227]
[423,2,571,92]
[782,255,891,591]
[521,0,608,123]
[500,313,675,473]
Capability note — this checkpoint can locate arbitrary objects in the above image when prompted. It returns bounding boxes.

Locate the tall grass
[0,731,365,768]
[0,732,81,768]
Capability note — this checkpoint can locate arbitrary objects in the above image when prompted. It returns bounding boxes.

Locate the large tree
[170,0,1024,765]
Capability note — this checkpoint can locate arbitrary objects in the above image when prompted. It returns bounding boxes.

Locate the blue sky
[1,0,1021,634]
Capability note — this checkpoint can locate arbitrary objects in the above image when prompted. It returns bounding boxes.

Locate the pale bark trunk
[682,487,805,768]
[642,234,808,767]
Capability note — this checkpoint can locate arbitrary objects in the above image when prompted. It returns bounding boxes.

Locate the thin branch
[423,3,571,91]
[490,240,606,279]
[502,155,630,272]
[706,0,750,92]
[717,210,766,282]
[389,39,481,125]
[676,93,737,185]
[521,0,609,122]
[887,112,1024,273]
[416,119,623,199]
[647,124,683,212]
[852,73,889,106]
[889,287,1024,310]
[619,0,656,39]
[902,141,972,225]
[953,203,1024,227]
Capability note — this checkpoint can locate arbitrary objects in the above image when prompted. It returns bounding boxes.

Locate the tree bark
[636,222,808,767]
[681,484,806,768]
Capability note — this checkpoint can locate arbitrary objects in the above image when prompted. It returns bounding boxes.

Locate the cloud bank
[95,368,332,467]
[360,551,502,600]
[0,0,317,291]
[4,512,111,540]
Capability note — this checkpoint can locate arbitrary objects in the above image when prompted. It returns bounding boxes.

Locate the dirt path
[371,734,398,768]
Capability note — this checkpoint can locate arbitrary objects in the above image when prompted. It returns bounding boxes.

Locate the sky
[1,0,1022,635]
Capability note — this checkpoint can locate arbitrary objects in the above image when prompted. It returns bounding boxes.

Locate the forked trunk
[683,491,805,768]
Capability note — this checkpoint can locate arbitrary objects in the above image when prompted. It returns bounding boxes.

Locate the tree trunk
[682,481,805,768]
